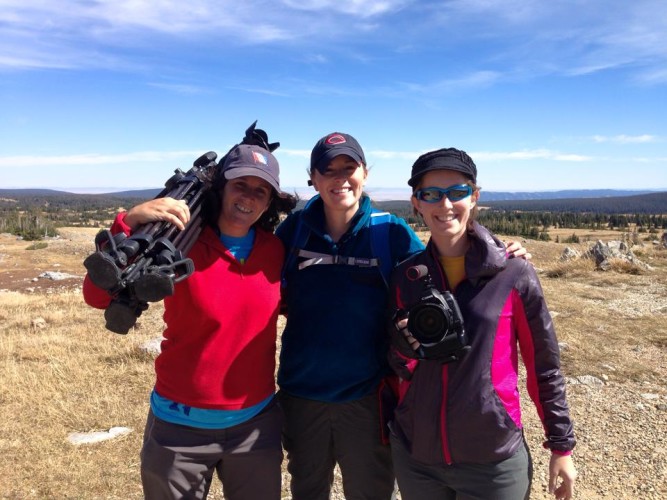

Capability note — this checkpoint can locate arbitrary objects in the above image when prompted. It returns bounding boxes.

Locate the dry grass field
[1,227,666,499]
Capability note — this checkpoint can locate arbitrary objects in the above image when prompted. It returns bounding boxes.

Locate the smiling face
[217,176,272,237]
[411,169,479,255]
[310,154,367,217]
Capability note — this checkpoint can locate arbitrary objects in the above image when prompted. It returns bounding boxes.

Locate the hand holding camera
[394,265,470,363]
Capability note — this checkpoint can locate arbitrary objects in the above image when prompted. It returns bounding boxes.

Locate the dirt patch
[0,230,96,293]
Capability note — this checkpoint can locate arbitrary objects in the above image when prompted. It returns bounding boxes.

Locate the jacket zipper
[431,243,453,464]
[440,366,452,464]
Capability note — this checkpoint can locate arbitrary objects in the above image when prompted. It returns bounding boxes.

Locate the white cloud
[635,68,667,85]
[278,149,310,159]
[148,82,209,95]
[399,71,502,94]
[284,148,594,163]
[304,54,329,64]
[1,0,666,95]
[279,0,412,17]
[226,86,290,97]
[0,151,202,167]
[473,149,591,162]
[428,0,667,82]
[369,150,422,160]
[0,1,297,70]
[592,135,657,144]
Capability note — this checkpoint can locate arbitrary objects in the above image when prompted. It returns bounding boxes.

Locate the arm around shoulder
[389,216,425,263]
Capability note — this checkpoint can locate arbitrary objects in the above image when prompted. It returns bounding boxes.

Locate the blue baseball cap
[310,132,366,174]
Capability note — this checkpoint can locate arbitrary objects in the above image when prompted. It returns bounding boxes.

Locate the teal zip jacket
[276,195,424,402]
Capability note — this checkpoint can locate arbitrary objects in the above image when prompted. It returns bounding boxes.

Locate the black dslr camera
[403,265,470,363]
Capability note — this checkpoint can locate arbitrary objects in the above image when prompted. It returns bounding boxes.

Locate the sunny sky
[1,0,666,198]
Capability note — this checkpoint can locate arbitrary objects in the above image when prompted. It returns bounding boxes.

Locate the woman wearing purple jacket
[387,148,577,500]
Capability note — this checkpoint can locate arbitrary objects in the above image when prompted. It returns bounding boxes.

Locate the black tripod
[83,122,279,334]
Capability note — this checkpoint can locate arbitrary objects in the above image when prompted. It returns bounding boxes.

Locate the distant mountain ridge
[2,188,666,215]
[476,189,658,201]
[0,188,661,201]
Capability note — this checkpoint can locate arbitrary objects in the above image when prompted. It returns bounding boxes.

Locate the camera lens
[408,303,450,345]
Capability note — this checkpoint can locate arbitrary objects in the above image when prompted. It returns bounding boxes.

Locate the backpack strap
[297,249,381,271]
[369,210,393,287]
[281,200,394,288]
[281,196,317,288]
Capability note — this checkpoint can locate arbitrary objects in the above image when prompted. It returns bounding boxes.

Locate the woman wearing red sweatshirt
[83,144,296,500]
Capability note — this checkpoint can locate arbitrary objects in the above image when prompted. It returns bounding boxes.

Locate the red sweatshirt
[83,213,285,409]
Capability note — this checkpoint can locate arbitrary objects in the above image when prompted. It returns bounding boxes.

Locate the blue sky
[1,0,666,198]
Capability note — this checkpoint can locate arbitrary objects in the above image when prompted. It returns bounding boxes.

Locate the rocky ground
[1,230,666,499]
[316,376,667,500]
[523,375,666,499]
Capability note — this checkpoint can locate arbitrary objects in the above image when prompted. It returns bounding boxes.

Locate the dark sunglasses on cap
[414,184,473,203]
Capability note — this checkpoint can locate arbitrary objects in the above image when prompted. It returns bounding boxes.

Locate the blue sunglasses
[414,184,473,203]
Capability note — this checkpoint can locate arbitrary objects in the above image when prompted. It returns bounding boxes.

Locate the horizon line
[3,186,666,194]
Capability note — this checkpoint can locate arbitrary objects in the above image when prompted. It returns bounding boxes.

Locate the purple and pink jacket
[83,213,284,410]
[387,221,575,465]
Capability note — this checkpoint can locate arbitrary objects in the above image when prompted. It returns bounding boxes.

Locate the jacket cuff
[111,211,133,236]
[551,449,573,457]
[543,440,575,455]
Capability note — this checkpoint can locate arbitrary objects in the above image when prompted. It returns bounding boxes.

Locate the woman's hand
[396,317,421,351]
[124,197,191,231]
[506,240,532,260]
[549,454,577,499]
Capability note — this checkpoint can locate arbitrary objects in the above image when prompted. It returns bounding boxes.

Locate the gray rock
[576,375,605,386]
[586,240,651,271]
[67,427,132,445]
[38,271,79,281]
[31,317,46,329]
[560,247,581,261]
[640,393,660,400]
[140,337,164,357]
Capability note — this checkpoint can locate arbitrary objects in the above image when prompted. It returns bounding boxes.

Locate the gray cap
[222,144,288,197]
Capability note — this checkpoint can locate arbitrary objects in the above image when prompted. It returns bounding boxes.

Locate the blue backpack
[281,196,394,288]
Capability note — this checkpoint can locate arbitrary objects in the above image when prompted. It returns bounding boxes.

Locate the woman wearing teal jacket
[277,132,424,500]
[276,132,527,499]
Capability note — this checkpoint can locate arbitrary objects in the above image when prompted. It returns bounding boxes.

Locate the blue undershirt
[151,227,274,429]
[219,229,255,264]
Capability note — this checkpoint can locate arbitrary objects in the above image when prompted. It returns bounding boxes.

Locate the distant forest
[1,189,666,241]
[375,192,667,241]
[0,192,144,240]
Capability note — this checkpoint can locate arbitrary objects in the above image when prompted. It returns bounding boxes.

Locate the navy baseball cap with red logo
[310,132,366,174]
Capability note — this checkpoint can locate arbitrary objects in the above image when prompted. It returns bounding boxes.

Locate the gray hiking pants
[391,433,532,500]
[140,399,283,500]
[279,391,396,500]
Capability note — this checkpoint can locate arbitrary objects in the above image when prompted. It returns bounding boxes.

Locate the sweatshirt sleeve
[513,261,576,454]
